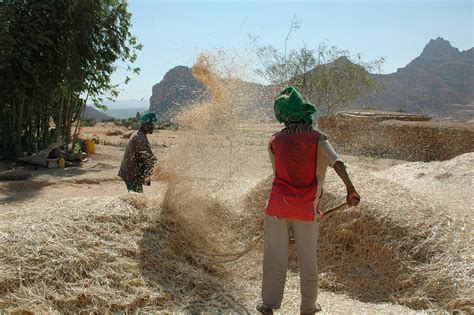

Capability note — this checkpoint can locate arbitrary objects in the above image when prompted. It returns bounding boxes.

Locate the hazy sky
[110,0,473,103]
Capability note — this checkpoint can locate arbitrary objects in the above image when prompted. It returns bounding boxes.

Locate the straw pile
[0,195,247,313]
[318,114,474,161]
[243,161,473,313]
[374,152,474,222]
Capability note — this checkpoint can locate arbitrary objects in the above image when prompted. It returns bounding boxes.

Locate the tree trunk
[65,97,77,151]
[13,93,25,157]
[35,99,41,140]
[6,101,17,158]
[62,94,70,142]
[42,96,50,149]
[11,100,16,153]
[26,98,33,153]
[72,101,86,151]
[55,91,64,141]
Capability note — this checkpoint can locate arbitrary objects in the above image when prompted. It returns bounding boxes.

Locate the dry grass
[374,152,474,223]
[3,165,471,312]
[0,194,248,313]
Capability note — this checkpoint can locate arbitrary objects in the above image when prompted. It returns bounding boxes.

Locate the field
[1,120,472,314]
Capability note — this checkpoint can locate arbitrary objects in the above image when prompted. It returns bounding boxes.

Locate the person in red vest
[257,87,360,315]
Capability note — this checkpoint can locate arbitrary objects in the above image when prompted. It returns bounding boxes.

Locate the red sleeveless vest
[266,130,320,221]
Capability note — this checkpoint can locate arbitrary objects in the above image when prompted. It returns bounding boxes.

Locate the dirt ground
[0,123,404,215]
[0,123,430,314]
[0,124,173,214]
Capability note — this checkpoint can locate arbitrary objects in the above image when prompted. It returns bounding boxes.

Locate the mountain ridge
[352,37,473,119]
[148,38,474,120]
[83,106,112,122]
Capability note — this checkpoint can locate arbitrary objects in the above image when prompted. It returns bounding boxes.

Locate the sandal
[300,303,322,314]
[256,303,274,315]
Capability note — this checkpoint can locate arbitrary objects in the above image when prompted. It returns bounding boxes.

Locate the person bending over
[118,112,158,193]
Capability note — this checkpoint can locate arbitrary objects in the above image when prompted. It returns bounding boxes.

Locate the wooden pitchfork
[316,201,350,220]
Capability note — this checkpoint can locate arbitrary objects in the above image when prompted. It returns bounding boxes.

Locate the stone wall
[318,112,474,161]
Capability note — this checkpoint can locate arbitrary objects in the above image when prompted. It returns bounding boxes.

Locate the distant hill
[106,107,148,119]
[103,98,148,109]
[84,99,149,120]
[83,106,112,122]
[148,38,473,120]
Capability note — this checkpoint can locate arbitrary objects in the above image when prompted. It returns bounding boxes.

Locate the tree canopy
[250,22,385,115]
[0,0,141,158]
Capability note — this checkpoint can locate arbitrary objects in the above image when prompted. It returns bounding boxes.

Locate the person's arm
[333,161,360,206]
[135,134,157,183]
[138,135,156,162]
[319,134,360,206]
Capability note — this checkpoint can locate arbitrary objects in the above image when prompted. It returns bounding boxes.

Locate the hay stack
[121,131,134,139]
[318,114,474,161]
[374,152,474,222]
[0,195,245,313]
[106,129,123,136]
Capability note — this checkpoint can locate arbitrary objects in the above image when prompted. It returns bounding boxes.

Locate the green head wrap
[274,86,317,125]
[140,112,158,125]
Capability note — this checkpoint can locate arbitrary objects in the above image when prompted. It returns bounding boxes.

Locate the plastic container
[58,156,65,169]
[84,140,96,154]
[47,158,58,168]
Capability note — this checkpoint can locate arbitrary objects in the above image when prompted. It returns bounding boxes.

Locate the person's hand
[347,189,360,206]
[315,212,323,221]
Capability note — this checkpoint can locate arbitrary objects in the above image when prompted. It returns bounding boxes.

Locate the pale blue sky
[111,0,473,103]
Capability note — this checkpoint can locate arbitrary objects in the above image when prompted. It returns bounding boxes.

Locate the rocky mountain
[149,66,209,119]
[149,65,275,120]
[149,38,473,120]
[353,37,474,119]
[420,37,462,59]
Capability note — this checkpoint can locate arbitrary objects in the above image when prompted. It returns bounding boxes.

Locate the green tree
[250,22,384,115]
[0,0,141,158]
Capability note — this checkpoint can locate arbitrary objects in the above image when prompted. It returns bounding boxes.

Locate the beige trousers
[261,215,319,313]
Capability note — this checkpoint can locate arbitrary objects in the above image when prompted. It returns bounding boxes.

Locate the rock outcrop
[420,37,461,59]
[149,66,209,119]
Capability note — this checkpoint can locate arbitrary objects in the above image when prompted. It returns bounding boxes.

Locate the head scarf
[274,86,317,125]
[140,112,158,125]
